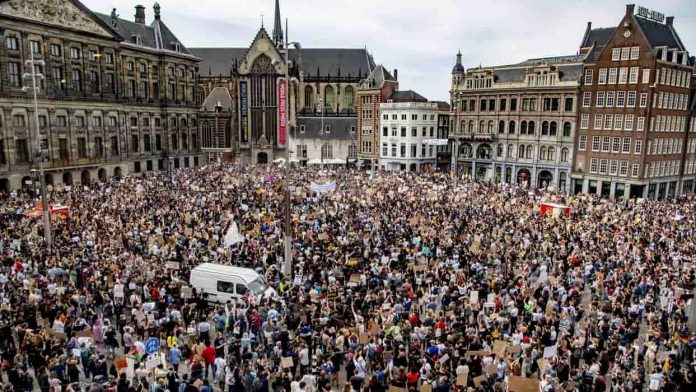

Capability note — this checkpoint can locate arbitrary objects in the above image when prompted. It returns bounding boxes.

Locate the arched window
[324,85,335,111]
[561,147,569,162]
[344,86,355,108]
[563,122,572,137]
[541,121,549,135]
[202,121,211,148]
[528,121,535,135]
[526,145,533,159]
[518,145,525,158]
[550,121,557,136]
[468,121,474,133]
[508,121,516,134]
[540,146,547,160]
[548,147,556,161]
[507,144,514,157]
[304,85,314,108]
[559,172,567,190]
[498,120,505,134]
[521,121,528,135]
[497,143,504,157]
[479,120,485,133]
[488,120,494,133]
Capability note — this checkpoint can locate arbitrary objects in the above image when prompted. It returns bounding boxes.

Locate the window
[619,68,628,84]
[498,120,505,134]
[70,47,81,59]
[596,91,605,107]
[622,137,631,153]
[5,36,19,50]
[594,114,603,130]
[614,114,623,130]
[598,68,607,84]
[510,98,517,111]
[591,136,600,152]
[500,99,507,111]
[130,117,138,127]
[619,161,628,176]
[508,121,516,134]
[634,140,642,154]
[630,46,639,60]
[564,97,573,111]
[601,136,610,152]
[604,115,613,130]
[0,140,5,165]
[30,40,41,54]
[105,53,113,64]
[611,48,621,61]
[639,93,648,107]
[609,160,618,175]
[8,62,21,87]
[612,137,621,153]
[584,69,593,85]
[616,91,626,108]
[637,117,645,131]
[171,134,178,150]
[12,115,25,128]
[382,127,388,137]
[57,115,67,127]
[76,137,87,158]
[576,136,586,152]
[58,138,69,160]
[15,139,29,163]
[38,115,47,129]
[629,67,639,83]
[582,92,591,107]
[131,135,139,152]
[400,127,406,137]
[642,68,650,84]
[606,91,615,107]
[580,114,589,129]
[590,158,599,173]
[108,116,117,127]
[627,91,636,107]
[382,143,390,157]
[620,47,630,61]
[608,68,618,84]
[155,134,162,150]
[400,144,406,158]
[72,69,82,91]
[599,159,608,174]
[105,73,115,93]
[632,164,639,177]
[391,144,397,157]
[625,115,634,131]
[49,43,61,56]
[75,116,85,127]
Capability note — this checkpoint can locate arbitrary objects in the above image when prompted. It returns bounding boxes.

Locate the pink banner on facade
[278,79,287,146]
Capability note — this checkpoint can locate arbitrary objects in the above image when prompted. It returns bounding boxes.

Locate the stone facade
[0,1,201,191]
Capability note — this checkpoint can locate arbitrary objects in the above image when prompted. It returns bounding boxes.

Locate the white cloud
[84,0,696,101]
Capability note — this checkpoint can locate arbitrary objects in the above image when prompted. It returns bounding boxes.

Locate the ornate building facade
[191,0,376,164]
[0,1,201,191]
[574,5,693,199]
[449,52,581,192]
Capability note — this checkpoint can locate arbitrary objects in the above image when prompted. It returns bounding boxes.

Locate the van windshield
[247,277,269,296]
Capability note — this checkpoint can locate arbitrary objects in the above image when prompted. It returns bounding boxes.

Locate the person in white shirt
[298,345,310,375]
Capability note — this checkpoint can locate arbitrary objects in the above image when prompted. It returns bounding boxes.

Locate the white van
[189,263,276,303]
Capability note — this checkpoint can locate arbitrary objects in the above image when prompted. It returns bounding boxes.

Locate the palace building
[0,1,201,191]
[191,0,379,165]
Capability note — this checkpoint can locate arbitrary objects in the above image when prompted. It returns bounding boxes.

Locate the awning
[307,158,345,165]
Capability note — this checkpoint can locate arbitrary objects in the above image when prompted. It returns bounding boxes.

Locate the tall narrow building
[356,65,398,169]
[573,4,692,199]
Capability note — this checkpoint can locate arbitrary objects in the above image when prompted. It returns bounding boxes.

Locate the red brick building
[356,65,398,169]
[573,4,693,199]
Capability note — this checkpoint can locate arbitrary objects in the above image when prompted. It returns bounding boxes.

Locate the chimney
[666,16,674,26]
[134,5,145,24]
[626,4,635,16]
[394,69,398,81]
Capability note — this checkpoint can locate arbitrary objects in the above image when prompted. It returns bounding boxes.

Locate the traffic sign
[144,337,160,355]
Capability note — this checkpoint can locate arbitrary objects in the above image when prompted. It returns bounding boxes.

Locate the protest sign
[508,376,540,392]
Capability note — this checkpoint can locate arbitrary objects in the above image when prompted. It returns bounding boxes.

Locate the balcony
[45,158,99,169]
[473,133,493,141]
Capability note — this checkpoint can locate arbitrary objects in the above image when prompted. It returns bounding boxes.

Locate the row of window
[584,91,647,108]
[685,159,696,176]
[464,77,493,90]
[580,114,645,131]
[582,136,642,155]
[657,67,691,89]
[382,126,436,138]
[586,66,647,85]
[494,144,570,162]
[650,115,687,133]
[381,113,437,122]
[589,158,640,178]
[654,92,689,111]
[1,113,197,130]
[688,139,696,154]
[457,97,574,113]
[610,47,640,62]
[360,141,373,154]
[647,160,681,178]
[648,138,683,156]
[460,119,573,137]
[382,143,437,159]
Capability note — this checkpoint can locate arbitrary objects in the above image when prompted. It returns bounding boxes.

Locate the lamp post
[451,94,460,180]
[23,50,51,252]
[317,98,325,166]
[168,156,174,183]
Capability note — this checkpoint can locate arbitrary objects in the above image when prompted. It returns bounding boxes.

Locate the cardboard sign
[493,340,507,357]
[369,323,381,336]
[473,375,486,387]
[421,384,433,392]
[114,358,128,370]
[281,357,294,368]
[114,284,124,298]
[383,351,393,361]
[456,373,468,387]
[487,364,498,376]
[438,354,450,364]
[180,287,193,299]
[166,261,180,270]
[508,345,523,354]
[145,354,161,370]
[465,351,491,357]
[543,344,557,358]
[75,330,93,338]
[349,274,361,285]
[389,387,405,392]
[508,376,540,392]
[359,333,369,344]
[318,233,329,241]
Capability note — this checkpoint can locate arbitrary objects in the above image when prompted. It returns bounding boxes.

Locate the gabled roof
[359,65,396,90]
[190,46,375,79]
[580,27,614,49]
[94,12,192,56]
[295,117,357,140]
[388,90,428,103]
[200,87,233,112]
[635,17,685,51]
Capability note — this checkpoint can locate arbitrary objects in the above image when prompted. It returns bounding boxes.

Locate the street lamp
[22,50,51,252]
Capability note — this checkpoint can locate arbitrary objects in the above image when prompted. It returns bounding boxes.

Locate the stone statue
[154,2,160,18]
[110,8,119,27]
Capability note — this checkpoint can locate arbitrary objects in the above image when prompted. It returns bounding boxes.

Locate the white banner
[310,181,337,194]
[223,221,244,247]
[422,139,449,146]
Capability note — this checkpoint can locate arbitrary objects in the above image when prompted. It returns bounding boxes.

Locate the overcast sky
[84,0,696,101]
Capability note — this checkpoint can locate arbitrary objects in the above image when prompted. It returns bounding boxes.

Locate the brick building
[356,65,398,169]
[0,1,202,191]
[573,4,693,199]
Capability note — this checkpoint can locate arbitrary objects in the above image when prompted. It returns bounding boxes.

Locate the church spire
[272,0,284,47]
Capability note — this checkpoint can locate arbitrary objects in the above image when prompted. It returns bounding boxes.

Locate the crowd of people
[0,163,695,392]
